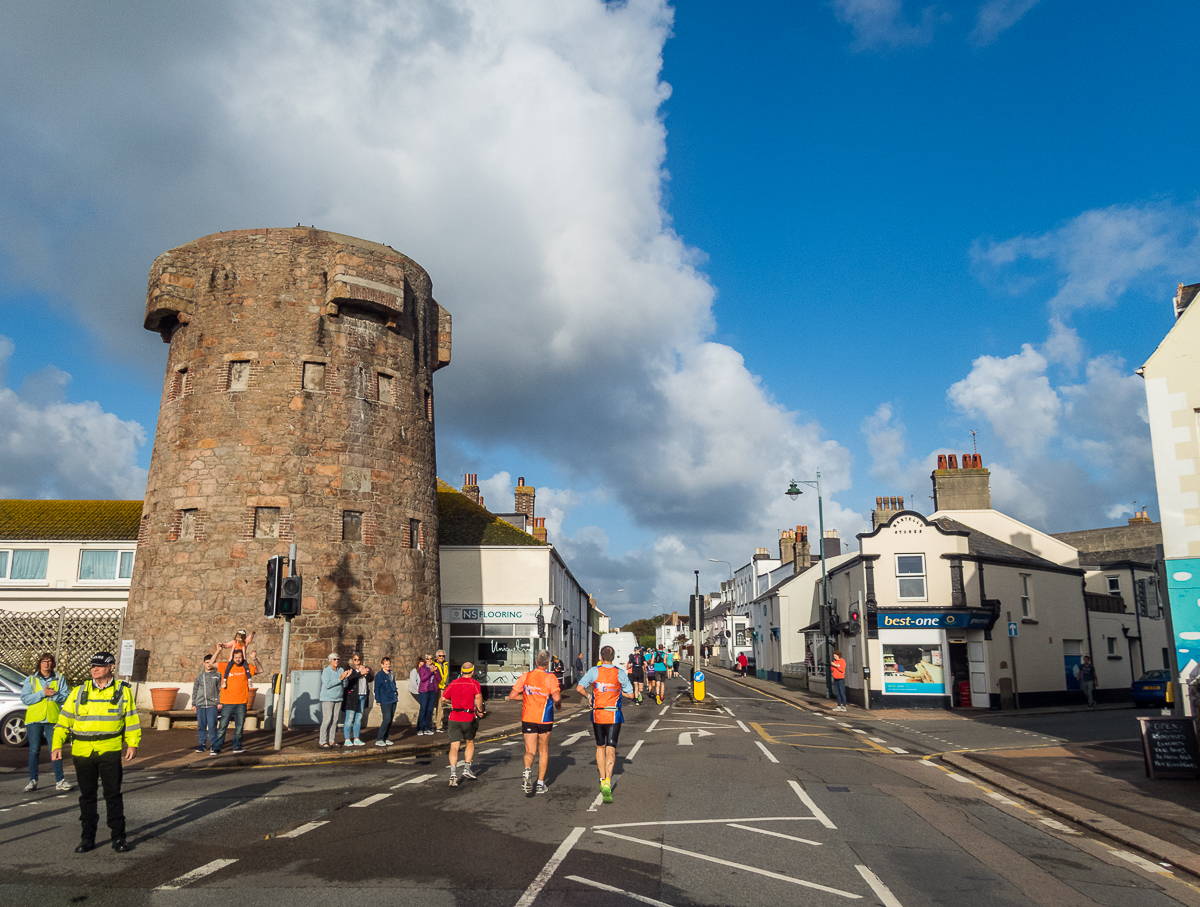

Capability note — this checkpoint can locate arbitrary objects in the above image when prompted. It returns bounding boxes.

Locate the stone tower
[125,228,451,681]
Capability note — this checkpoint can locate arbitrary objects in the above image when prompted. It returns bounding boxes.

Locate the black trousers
[73,750,125,842]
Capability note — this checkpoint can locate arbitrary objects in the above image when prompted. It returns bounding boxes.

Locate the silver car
[0,662,31,747]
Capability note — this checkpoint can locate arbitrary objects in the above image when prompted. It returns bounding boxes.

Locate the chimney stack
[796,525,811,572]
[752,546,771,561]
[1175,282,1200,320]
[872,495,906,529]
[1128,508,1152,525]
[822,529,841,559]
[515,476,536,524]
[461,473,481,505]
[779,528,796,566]
[931,452,991,511]
[532,517,547,543]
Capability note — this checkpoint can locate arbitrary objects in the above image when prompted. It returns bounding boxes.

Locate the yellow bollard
[693,670,705,702]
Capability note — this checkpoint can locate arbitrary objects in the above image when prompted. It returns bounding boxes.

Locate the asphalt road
[1,670,1197,906]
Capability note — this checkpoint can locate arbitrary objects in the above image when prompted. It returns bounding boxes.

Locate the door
[968,640,989,708]
[1063,639,1082,691]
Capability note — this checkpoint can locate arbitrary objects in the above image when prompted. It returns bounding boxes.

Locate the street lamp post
[786,471,832,700]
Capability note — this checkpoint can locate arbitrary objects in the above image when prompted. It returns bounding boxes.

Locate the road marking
[724,707,736,717]
[594,817,818,829]
[593,830,860,898]
[855,865,904,907]
[566,875,676,906]
[836,722,852,728]
[391,773,437,788]
[560,731,590,747]
[278,821,328,839]
[646,719,660,733]
[155,858,239,890]
[889,747,908,754]
[754,740,779,763]
[503,741,519,746]
[727,822,821,845]
[515,826,586,907]
[749,721,779,744]
[788,780,836,829]
[659,705,670,716]
[986,791,1020,806]
[480,747,501,754]
[1039,817,1081,835]
[824,716,838,721]
[350,793,391,808]
[944,772,973,784]
[1112,850,1171,875]
[868,737,887,743]
[626,739,644,761]
[850,729,867,734]
[918,759,939,767]
[679,729,715,746]
[736,720,750,733]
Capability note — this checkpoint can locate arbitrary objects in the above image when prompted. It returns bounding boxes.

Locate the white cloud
[0,336,148,499]
[969,0,1040,47]
[947,344,1061,455]
[832,0,945,50]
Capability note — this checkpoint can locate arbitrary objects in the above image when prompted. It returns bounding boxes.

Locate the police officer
[52,652,141,853]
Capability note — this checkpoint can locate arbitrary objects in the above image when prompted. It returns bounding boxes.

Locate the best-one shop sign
[880,610,995,630]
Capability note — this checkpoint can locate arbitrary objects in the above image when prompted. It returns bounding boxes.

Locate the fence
[0,607,126,684]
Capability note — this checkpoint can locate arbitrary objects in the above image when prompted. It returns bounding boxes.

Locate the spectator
[432,650,449,733]
[575,652,585,680]
[1078,655,1098,708]
[190,654,221,755]
[212,648,260,755]
[552,655,565,689]
[215,629,254,658]
[374,657,398,746]
[417,653,438,735]
[444,662,484,787]
[342,653,372,746]
[407,654,421,728]
[318,653,348,748]
[21,653,71,792]
[831,649,847,711]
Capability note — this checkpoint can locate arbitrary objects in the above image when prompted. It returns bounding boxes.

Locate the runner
[509,650,561,794]
[666,648,675,679]
[576,645,634,804]
[443,662,484,787]
[626,647,646,704]
[652,647,667,704]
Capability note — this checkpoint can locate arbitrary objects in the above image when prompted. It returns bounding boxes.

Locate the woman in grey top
[319,653,350,747]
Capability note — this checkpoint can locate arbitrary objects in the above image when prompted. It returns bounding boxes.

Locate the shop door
[968,641,989,708]
[948,642,969,706]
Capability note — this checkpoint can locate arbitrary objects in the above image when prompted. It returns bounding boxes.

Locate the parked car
[1131,668,1171,707]
[0,662,29,746]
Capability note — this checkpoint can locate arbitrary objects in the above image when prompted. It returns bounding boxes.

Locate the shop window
[302,361,326,392]
[79,550,135,582]
[450,623,483,637]
[342,511,362,542]
[1019,574,1033,618]
[228,360,251,391]
[882,643,946,694]
[896,554,926,600]
[0,549,49,581]
[255,507,281,538]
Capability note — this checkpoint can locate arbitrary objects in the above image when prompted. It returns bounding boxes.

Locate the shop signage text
[879,610,995,630]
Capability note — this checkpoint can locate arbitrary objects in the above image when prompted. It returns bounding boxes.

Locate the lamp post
[786,472,832,700]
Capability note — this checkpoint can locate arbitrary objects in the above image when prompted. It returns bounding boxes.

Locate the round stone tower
[124,227,451,682]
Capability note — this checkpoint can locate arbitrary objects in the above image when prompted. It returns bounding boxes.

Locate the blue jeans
[343,701,363,741]
[215,703,246,752]
[196,706,218,750]
[417,690,436,731]
[377,702,396,741]
[833,678,847,707]
[27,721,64,783]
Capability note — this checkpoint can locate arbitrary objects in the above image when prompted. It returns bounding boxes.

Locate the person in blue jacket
[318,653,350,748]
[21,653,71,792]
[374,656,399,746]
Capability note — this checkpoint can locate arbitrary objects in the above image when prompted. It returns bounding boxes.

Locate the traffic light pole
[273,543,296,752]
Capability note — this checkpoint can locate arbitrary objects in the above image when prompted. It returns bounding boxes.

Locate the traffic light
[847,606,861,637]
[263,555,283,617]
[279,573,303,617]
[536,608,545,638]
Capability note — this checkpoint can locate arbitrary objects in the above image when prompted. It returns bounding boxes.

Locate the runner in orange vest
[509,650,561,795]
[575,645,634,803]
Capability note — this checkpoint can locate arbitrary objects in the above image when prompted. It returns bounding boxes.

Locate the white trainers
[374,740,388,747]
[56,780,72,792]
[448,773,459,787]
[535,781,548,795]
[521,769,533,793]
[23,780,37,792]
[461,765,477,780]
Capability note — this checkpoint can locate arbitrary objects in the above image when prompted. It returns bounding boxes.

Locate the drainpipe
[1129,564,1145,676]
[1082,577,1095,664]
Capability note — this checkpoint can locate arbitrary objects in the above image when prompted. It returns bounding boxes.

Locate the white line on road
[855,865,904,907]
[944,772,973,783]
[724,707,736,717]
[155,858,239,890]
[824,716,838,721]
[593,830,860,898]
[391,773,437,789]
[560,731,590,747]
[788,780,836,829]
[566,875,676,906]
[514,826,586,907]
[594,817,818,829]
[1039,817,1081,835]
[659,705,670,716]
[836,722,852,728]
[868,737,887,743]
[626,739,644,761]
[727,823,821,845]
[350,793,392,808]
[480,747,501,754]
[850,729,867,734]
[737,720,750,733]
[277,821,328,839]
[754,740,779,763]
[918,759,939,767]
[646,719,659,733]
[986,791,1019,806]
[1112,850,1170,875]
[502,741,519,746]
[889,747,908,754]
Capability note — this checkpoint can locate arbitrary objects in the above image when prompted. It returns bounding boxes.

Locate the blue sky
[1,1,1198,624]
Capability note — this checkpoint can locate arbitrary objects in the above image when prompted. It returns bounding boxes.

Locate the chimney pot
[876,496,883,508]
[937,454,947,469]
[948,454,958,469]
[517,477,525,486]
[898,496,904,510]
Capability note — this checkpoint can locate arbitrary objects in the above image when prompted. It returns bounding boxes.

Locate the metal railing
[0,607,125,683]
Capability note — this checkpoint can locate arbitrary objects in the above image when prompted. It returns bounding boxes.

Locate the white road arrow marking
[678,729,715,746]
[561,731,590,747]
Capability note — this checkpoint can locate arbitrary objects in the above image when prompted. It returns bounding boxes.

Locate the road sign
[1008,622,1018,637]
[118,639,135,677]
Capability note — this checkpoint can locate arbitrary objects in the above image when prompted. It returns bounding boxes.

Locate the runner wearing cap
[576,645,634,803]
[509,650,561,794]
[52,652,140,853]
[444,662,484,787]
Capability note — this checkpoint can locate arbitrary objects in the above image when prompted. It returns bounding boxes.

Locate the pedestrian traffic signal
[847,607,861,637]
[263,555,284,617]
[536,609,545,638]
[279,573,303,617]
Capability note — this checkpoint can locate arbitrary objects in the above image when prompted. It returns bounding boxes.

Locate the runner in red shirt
[509,650,561,794]
[443,663,484,787]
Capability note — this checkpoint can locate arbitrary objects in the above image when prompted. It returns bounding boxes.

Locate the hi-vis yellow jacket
[53,679,141,757]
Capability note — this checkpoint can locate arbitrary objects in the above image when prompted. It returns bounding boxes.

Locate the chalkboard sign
[1138,717,1200,780]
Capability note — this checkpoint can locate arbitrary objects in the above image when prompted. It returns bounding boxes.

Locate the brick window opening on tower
[302,361,325,393]
[408,519,422,551]
[377,373,394,405]
[343,511,363,542]
[255,507,281,539]
[228,360,251,391]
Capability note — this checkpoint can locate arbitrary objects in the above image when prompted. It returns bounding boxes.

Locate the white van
[598,631,639,669]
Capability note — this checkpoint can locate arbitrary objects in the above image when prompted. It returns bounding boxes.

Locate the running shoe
[535,781,548,795]
[23,780,36,792]
[56,780,72,792]
[449,773,458,787]
[521,768,533,793]
[600,779,613,804]
[461,765,477,780]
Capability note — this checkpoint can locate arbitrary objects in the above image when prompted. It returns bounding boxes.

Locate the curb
[941,751,1200,878]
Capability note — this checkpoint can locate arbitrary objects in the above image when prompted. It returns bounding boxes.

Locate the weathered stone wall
[125,228,450,681]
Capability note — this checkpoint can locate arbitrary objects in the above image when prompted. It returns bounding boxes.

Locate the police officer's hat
[90,651,116,666]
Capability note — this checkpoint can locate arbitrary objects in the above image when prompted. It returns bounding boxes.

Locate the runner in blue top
[652,648,667,704]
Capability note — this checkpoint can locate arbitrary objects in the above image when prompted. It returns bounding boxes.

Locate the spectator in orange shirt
[212,648,260,755]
